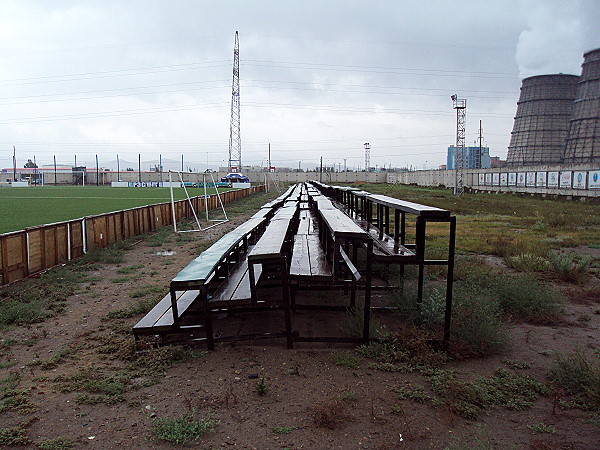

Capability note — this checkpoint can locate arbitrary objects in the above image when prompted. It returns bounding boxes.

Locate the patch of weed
[548,251,591,283]
[272,426,296,435]
[312,399,345,430]
[396,385,432,403]
[110,276,134,284]
[428,368,547,419]
[333,352,361,369]
[36,436,77,449]
[105,297,156,320]
[115,264,145,274]
[129,285,164,299]
[505,253,550,272]
[340,390,357,403]
[0,426,29,446]
[151,411,217,446]
[256,374,269,396]
[527,422,556,434]
[547,349,600,412]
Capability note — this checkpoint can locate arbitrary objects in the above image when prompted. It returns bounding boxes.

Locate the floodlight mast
[451,95,467,196]
[228,31,241,172]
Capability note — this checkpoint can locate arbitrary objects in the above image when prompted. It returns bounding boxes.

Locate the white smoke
[515,0,600,78]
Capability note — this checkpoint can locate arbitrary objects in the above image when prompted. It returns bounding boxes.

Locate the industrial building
[506,47,600,167]
[447,146,491,170]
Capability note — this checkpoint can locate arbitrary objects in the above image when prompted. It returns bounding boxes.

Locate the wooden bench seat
[290,234,331,280]
[133,289,200,334]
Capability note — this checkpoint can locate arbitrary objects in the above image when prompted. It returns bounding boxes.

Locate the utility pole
[343,158,347,172]
[478,120,484,169]
[54,155,57,186]
[364,142,371,172]
[12,146,16,182]
[228,31,241,172]
[268,143,271,171]
[319,156,323,182]
[97,154,100,186]
[451,95,467,196]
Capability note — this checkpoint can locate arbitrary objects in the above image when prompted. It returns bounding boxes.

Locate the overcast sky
[1,0,599,172]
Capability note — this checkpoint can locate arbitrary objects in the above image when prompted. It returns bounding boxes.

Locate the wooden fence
[0,185,265,286]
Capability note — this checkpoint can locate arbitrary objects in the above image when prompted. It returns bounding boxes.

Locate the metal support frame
[452,95,467,196]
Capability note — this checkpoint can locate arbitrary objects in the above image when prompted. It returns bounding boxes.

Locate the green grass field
[0,186,232,234]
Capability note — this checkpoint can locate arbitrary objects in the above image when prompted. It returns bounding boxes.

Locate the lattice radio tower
[451,95,466,196]
[228,31,241,172]
[364,142,371,172]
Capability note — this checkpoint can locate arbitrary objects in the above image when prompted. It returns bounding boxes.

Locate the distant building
[447,146,491,170]
[489,156,507,168]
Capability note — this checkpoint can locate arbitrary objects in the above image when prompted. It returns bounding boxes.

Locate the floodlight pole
[451,95,467,196]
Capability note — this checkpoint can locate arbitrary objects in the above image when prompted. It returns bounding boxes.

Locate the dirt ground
[1,215,599,449]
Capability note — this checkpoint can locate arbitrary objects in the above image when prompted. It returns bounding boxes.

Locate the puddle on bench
[155,251,177,256]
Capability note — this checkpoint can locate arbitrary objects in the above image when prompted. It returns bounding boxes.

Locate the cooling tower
[506,74,579,166]
[563,48,600,164]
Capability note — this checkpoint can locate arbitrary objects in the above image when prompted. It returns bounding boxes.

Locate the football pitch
[0,185,231,234]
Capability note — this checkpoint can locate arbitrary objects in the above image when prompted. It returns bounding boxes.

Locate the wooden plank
[307,235,331,278]
[319,208,367,239]
[290,234,310,276]
[133,292,175,330]
[248,219,290,260]
[367,194,450,217]
[290,235,331,279]
[154,290,200,328]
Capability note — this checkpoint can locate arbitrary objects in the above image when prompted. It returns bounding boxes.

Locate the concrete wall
[387,163,600,198]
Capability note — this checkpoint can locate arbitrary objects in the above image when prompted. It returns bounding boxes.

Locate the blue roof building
[447,146,491,169]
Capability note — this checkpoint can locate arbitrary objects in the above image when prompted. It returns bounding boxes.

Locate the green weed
[105,297,156,320]
[129,285,164,299]
[527,422,556,434]
[547,349,600,411]
[256,374,269,396]
[272,426,296,435]
[333,352,361,369]
[340,390,357,403]
[36,436,77,449]
[396,385,432,403]
[151,412,217,446]
[110,276,134,284]
[548,251,591,283]
[0,426,29,446]
[115,264,145,274]
[428,368,547,419]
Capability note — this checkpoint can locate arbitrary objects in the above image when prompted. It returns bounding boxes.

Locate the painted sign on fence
[536,172,547,188]
[492,173,500,185]
[485,173,492,185]
[589,171,600,189]
[500,173,508,186]
[559,171,572,189]
[478,173,485,185]
[573,171,587,189]
[526,172,536,187]
[508,173,517,186]
[517,173,526,187]
[547,171,559,188]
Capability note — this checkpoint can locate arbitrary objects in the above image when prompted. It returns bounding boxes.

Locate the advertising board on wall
[526,172,536,187]
[559,171,572,189]
[547,171,559,188]
[573,172,587,189]
[516,173,526,187]
[508,173,517,186]
[484,173,492,185]
[500,173,508,186]
[492,173,500,185]
[589,171,600,189]
[478,173,485,185]
[536,172,547,188]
